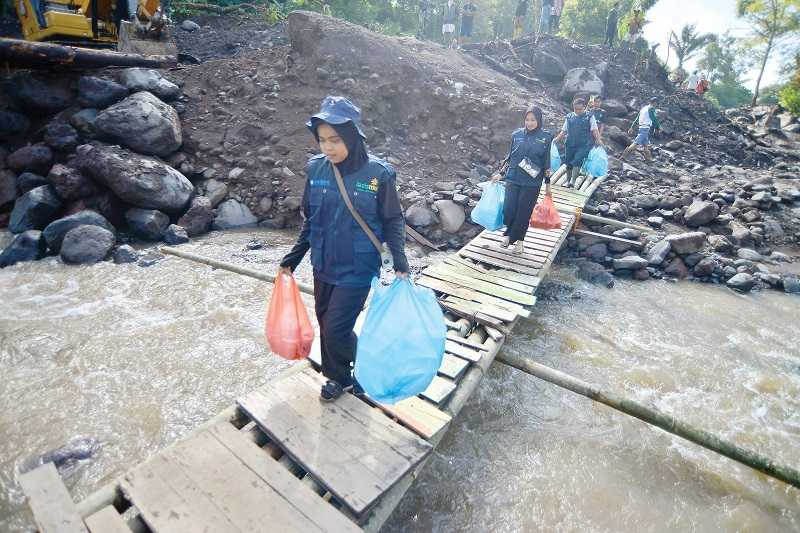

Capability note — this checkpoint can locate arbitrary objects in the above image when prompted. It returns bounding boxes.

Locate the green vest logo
[356,177,379,194]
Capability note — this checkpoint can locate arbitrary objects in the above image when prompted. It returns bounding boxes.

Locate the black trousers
[503,182,542,244]
[604,29,616,47]
[314,277,371,386]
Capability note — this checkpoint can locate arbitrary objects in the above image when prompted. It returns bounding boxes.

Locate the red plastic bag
[265,272,314,359]
[530,193,562,230]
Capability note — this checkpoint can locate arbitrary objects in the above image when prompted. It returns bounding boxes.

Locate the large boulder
[43,210,115,252]
[560,68,604,101]
[665,232,706,255]
[204,179,228,207]
[708,234,733,253]
[533,51,567,82]
[727,273,755,293]
[5,74,73,115]
[70,108,99,136]
[0,110,30,139]
[0,170,18,208]
[664,257,689,279]
[94,92,182,157]
[9,185,62,233]
[163,224,189,244]
[125,208,170,240]
[74,143,193,213]
[77,76,129,108]
[0,230,47,268]
[118,69,181,101]
[434,200,465,233]
[406,203,438,227]
[47,164,98,201]
[646,240,671,266]
[16,172,49,194]
[8,144,54,175]
[212,200,257,230]
[576,261,614,287]
[603,99,628,117]
[730,222,754,248]
[612,255,649,271]
[113,244,139,264]
[60,225,115,264]
[65,191,125,228]
[177,196,214,237]
[44,122,80,152]
[684,201,719,227]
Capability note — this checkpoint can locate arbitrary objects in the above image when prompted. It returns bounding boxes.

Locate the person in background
[696,73,710,96]
[604,2,619,47]
[442,0,458,47]
[550,0,564,32]
[539,0,552,34]
[626,8,644,45]
[491,105,553,255]
[460,1,477,46]
[280,96,409,402]
[512,0,529,40]
[553,97,602,187]
[621,96,661,161]
[588,95,606,137]
[417,0,430,39]
[684,70,699,92]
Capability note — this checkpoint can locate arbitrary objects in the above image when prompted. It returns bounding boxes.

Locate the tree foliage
[668,24,716,71]
[559,0,656,44]
[697,33,754,108]
[778,53,800,114]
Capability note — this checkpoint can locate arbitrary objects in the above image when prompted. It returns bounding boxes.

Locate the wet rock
[47,164,98,201]
[259,215,288,229]
[708,234,733,253]
[6,74,73,115]
[70,108,99,136]
[0,230,47,268]
[647,216,663,228]
[43,210,115,252]
[212,199,257,230]
[181,19,201,31]
[0,170,17,207]
[113,244,139,264]
[177,196,214,237]
[737,248,763,262]
[727,272,755,292]
[576,261,614,287]
[60,225,115,264]
[78,76,129,108]
[560,68,604,101]
[137,252,164,267]
[125,208,170,240]
[205,179,228,207]
[16,172,49,194]
[664,257,689,279]
[75,144,193,213]
[693,257,715,277]
[730,222,754,247]
[163,224,189,244]
[608,238,635,253]
[9,185,62,233]
[44,122,80,153]
[783,276,800,294]
[762,220,784,241]
[20,436,99,475]
[633,268,650,281]
[118,69,181,101]
[665,232,706,255]
[646,240,671,266]
[0,110,30,139]
[683,253,704,268]
[613,255,648,271]
[67,191,125,228]
[612,228,641,240]
[406,203,437,227]
[684,201,719,227]
[94,92,182,157]
[582,242,607,262]
[8,144,54,175]
[533,51,567,81]
[433,200,465,233]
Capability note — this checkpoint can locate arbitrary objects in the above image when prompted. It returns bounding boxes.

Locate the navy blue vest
[566,112,593,149]
[306,154,392,287]
[504,127,553,187]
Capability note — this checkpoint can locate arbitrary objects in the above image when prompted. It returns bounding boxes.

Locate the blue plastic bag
[355,278,446,404]
[550,142,562,172]
[583,146,609,177]
[470,182,505,231]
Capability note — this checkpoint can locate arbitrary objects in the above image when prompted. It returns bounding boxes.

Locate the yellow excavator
[12,0,176,56]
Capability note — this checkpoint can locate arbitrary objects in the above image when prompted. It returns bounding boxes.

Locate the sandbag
[550,142,562,172]
[471,181,505,231]
[265,272,314,360]
[354,278,446,404]
[583,146,608,177]
[530,193,561,230]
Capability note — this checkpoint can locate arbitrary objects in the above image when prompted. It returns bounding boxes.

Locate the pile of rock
[0,69,266,268]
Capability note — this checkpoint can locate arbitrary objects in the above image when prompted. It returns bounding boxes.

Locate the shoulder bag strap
[330,161,384,255]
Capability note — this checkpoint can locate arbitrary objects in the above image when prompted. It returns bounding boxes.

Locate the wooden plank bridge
[20,173,601,533]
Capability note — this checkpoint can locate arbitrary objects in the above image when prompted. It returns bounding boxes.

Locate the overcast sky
[643,0,787,89]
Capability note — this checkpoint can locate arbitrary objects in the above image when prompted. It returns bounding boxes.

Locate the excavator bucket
[117,19,177,56]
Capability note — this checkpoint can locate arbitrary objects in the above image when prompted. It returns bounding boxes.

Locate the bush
[779,84,800,115]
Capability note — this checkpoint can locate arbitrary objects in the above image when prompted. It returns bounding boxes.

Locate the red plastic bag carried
[265,272,314,359]
[530,193,562,230]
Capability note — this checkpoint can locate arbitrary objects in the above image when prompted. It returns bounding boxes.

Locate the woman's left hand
[395,271,409,280]
[545,183,552,196]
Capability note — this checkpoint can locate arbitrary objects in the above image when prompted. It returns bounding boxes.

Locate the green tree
[697,33,754,108]
[668,24,716,72]
[779,54,800,114]
[559,0,656,44]
[737,0,800,106]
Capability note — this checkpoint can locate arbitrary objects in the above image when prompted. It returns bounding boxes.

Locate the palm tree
[669,24,717,72]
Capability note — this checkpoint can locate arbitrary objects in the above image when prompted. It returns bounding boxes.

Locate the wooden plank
[471,237,553,260]
[419,376,457,406]
[435,258,535,294]
[423,265,536,306]
[18,463,88,533]
[438,353,470,380]
[446,331,490,351]
[477,233,557,255]
[84,506,134,533]
[464,244,545,269]
[445,339,483,363]
[367,396,451,441]
[458,248,542,276]
[417,275,529,318]
[405,224,441,250]
[573,228,643,247]
[444,255,541,287]
[442,294,516,323]
[237,369,432,517]
[438,299,510,333]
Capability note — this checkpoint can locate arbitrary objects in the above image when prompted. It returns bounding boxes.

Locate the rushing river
[1,229,798,532]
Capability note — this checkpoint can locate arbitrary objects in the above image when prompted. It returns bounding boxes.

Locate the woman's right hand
[279,266,293,276]
[490,173,502,183]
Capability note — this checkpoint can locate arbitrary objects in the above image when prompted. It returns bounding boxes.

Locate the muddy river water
[1,229,798,532]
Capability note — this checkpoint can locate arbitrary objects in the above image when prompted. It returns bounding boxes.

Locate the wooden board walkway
[21,183,592,533]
